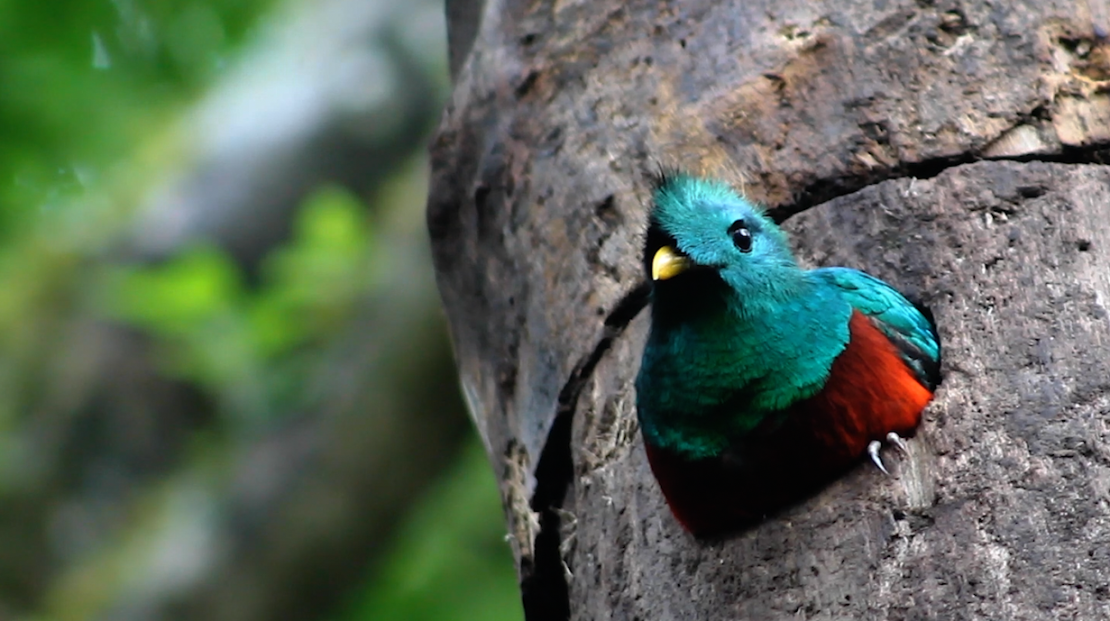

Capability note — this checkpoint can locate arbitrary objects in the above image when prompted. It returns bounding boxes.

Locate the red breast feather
[644,311,934,537]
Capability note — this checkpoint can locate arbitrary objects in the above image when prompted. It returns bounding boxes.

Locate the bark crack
[522,282,650,621]
[767,142,1110,223]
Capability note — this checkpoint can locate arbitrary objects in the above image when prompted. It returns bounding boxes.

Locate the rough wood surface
[428,0,1110,618]
[569,161,1110,619]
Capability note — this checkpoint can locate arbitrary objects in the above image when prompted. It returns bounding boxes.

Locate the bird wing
[812,267,941,390]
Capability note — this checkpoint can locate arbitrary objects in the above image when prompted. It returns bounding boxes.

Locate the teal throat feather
[636,268,852,459]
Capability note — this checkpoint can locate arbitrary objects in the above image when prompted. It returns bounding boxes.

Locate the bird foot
[867,441,889,475]
[868,433,910,476]
[886,431,909,454]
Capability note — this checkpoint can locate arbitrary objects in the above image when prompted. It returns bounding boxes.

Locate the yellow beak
[652,245,694,281]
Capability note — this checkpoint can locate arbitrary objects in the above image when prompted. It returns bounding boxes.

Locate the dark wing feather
[812,267,941,390]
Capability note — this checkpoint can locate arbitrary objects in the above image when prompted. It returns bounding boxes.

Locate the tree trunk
[429,0,1110,618]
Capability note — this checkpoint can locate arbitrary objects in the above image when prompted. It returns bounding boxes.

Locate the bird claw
[868,440,889,476]
[886,432,909,455]
[870,433,911,476]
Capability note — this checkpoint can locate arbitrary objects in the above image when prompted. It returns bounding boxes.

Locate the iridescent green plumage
[635,172,941,535]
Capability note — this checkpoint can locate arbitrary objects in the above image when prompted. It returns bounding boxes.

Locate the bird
[634,172,941,537]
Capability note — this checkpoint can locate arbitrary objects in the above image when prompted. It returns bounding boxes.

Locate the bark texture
[429,0,1110,618]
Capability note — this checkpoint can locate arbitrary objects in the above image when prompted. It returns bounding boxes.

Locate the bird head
[644,172,800,305]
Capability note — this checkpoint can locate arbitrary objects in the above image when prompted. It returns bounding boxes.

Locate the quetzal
[635,172,941,537]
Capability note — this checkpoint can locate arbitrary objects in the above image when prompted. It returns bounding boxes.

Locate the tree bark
[429,0,1110,619]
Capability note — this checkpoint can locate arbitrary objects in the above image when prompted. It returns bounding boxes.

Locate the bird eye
[728,219,753,253]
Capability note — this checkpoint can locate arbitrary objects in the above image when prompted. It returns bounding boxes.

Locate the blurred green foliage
[0,0,276,434]
[103,186,379,421]
[336,440,521,621]
[0,0,521,620]
[0,0,273,238]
